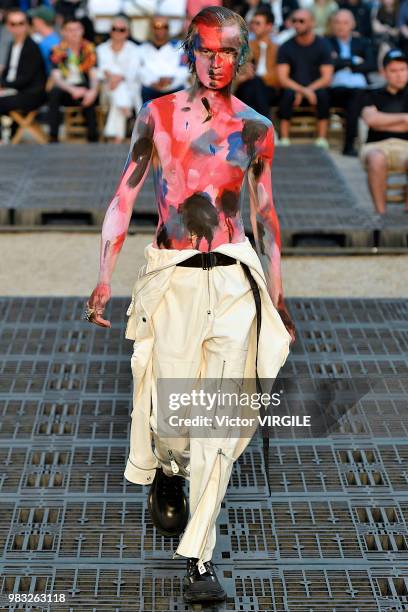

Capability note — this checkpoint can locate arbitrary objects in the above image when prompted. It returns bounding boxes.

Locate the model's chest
[153,116,255,167]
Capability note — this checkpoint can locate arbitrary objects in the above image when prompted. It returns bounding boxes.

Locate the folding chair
[8,109,48,144]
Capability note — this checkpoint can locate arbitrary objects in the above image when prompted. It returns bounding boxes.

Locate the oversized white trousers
[148,261,256,565]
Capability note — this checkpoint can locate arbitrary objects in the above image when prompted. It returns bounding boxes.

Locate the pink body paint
[96,20,294,338]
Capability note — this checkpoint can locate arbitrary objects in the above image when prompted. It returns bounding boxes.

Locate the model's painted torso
[139,89,271,251]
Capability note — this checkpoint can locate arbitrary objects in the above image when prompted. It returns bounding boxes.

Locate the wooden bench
[7,109,48,145]
[387,167,407,204]
[63,105,107,142]
[270,106,346,147]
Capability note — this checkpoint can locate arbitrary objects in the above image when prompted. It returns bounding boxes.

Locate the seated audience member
[338,0,372,39]
[150,0,187,39]
[28,6,61,76]
[137,15,189,104]
[0,8,46,121]
[311,0,339,36]
[88,0,123,40]
[55,0,95,42]
[236,0,299,31]
[96,15,140,142]
[372,0,400,65]
[327,9,376,155]
[360,49,408,214]
[277,8,334,147]
[269,0,299,31]
[236,0,272,26]
[234,8,280,118]
[0,5,14,71]
[123,0,186,42]
[48,17,99,142]
[398,0,408,54]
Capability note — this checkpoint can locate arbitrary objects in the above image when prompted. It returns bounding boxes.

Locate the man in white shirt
[96,15,141,141]
[137,15,190,103]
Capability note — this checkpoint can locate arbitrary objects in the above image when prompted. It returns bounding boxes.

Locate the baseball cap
[28,6,56,24]
[383,48,408,68]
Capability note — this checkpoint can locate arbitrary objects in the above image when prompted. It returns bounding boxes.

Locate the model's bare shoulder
[232,95,274,127]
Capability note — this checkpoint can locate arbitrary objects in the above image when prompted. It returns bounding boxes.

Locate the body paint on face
[192,23,241,91]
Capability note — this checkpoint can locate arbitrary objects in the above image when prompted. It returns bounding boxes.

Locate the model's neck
[188,79,233,113]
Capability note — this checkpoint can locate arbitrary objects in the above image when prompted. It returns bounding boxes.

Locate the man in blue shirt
[326,9,376,156]
[28,6,60,75]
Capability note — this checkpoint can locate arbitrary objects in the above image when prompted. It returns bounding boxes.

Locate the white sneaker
[278,137,291,146]
[314,137,329,149]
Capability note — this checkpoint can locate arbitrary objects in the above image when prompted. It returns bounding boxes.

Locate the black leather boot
[147,467,189,537]
[183,558,227,603]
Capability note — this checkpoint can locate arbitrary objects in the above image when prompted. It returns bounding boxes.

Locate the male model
[85,6,295,604]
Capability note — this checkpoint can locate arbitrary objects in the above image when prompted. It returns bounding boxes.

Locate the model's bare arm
[87,102,155,327]
[247,125,295,343]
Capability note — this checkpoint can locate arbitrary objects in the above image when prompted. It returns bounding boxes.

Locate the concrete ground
[2,231,408,298]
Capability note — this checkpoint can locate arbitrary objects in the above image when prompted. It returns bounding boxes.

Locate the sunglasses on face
[111,26,127,32]
[153,24,168,29]
[292,17,305,23]
[8,21,26,26]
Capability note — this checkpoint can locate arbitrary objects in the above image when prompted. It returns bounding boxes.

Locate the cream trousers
[149,260,256,565]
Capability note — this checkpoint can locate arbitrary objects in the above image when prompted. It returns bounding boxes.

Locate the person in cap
[360,48,408,214]
[29,6,61,76]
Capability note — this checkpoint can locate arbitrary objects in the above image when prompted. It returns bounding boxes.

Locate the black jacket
[1,35,46,94]
[326,35,377,77]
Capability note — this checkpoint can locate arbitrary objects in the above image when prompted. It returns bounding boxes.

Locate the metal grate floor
[1,297,408,611]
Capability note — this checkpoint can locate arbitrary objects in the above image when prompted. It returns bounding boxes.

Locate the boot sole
[183,589,227,603]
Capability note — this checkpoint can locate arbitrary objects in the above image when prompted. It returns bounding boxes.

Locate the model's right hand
[86,283,112,328]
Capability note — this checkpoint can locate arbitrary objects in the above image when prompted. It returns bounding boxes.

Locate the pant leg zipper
[168,449,180,474]
[172,447,224,561]
[196,448,224,571]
